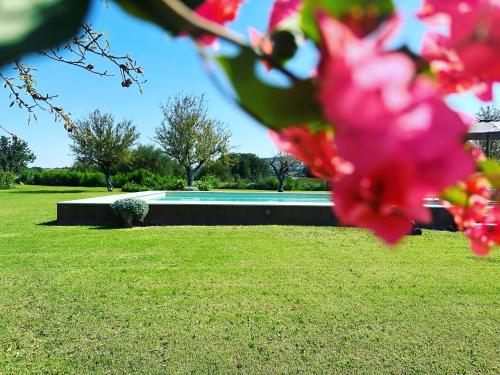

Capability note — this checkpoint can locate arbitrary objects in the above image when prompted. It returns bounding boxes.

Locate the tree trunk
[186,167,194,187]
[105,172,113,192]
[278,176,285,192]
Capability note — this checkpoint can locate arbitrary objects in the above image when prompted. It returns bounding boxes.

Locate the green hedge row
[219,177,328,191]
[19,169,184,189]
[19,169,329,191]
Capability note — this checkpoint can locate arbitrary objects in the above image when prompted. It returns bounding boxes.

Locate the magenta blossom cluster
[192,0,499,255]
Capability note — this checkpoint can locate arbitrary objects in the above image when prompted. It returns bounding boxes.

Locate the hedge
[19,169,329,191]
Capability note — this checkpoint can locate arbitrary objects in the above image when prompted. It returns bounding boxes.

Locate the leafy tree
[69,110,139,191]
[229,153,270,181]
[0,135,36,174]
[198,153,270,181]
[154,94,232,187]
[476,105,500,122]
[269,151,301,192]
[72,160,101,173]
[126,145,183,176]
[197,158,233,181]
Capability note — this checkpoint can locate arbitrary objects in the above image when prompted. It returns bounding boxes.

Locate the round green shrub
[199,174,221,189]
[172,178,186,191]
[0,171,16,190]
[195,180,212,191]
[111,198,149,227]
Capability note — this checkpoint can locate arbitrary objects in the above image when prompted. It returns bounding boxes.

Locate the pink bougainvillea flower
[316,13,474,244]
[446,175,490,229]
[268,0,302,33]
[195,0,244,45]
[317,14,473,180]
[443,171,499,256]
[419,0,500,100]
[269,126,352,181]
[317,12,415,132]
[465,205,500,256]
[333,159,430,245]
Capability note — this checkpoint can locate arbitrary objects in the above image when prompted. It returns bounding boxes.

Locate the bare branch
[0,124,17,139]
[40,23,146,91]
[1,60,74,130]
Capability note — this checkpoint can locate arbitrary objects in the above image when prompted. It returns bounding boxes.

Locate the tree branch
[1,61,74,130]
[40,23,146,91]
[144,0,299,81]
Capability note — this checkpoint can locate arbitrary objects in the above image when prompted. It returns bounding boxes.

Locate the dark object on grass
[111,198,149,227]
[410,227,423,236]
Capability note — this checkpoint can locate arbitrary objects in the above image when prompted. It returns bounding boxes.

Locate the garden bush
[113,169,151,187]
[0,171,16,189]
[170,178,186,191]
[195,180,212,191]
[193,174,222,191]
[218,177,328,191]
[197,174,221,189]
[121,183,150,192]
[111,198,149,227]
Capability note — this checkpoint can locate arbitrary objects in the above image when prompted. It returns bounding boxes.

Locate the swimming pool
[57,190,454,229]
[156,191,332,204]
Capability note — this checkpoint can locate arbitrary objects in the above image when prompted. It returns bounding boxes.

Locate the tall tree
[229,153,270,181]
[0,135,36,174]
[122,144,182,176]
[155,94,232,187]
[69,110,139,191]
[270,151,301,192]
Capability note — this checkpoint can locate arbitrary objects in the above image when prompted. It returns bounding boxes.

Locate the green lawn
[0,185,499,374]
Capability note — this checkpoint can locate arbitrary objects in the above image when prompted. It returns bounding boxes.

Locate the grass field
[0,185,499,374]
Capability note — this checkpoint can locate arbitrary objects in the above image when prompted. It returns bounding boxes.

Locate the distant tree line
[66,94,312,192]
[6,94,326,192]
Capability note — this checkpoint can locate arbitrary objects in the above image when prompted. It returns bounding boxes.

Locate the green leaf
[301,0,394,42]
[217,47,324,130]
[441,186,468,207]
[116,0,204,35]
[0,0,90,66]
[478,159,500,189]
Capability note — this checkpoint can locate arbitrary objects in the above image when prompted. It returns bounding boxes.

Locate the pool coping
[58,191,443,207]
[59,191,337,207]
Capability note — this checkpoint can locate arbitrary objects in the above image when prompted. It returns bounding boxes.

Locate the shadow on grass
[11,189,89,194]
[37,221,125,229]
[38,220,60,226]
[90,225,136,230]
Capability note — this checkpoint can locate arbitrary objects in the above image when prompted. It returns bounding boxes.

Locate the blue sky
[0,0,498,168]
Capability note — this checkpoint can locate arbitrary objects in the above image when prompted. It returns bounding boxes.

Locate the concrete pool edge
[56,191,456,230]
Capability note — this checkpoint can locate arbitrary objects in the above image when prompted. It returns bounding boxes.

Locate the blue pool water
[156,191,331,203]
